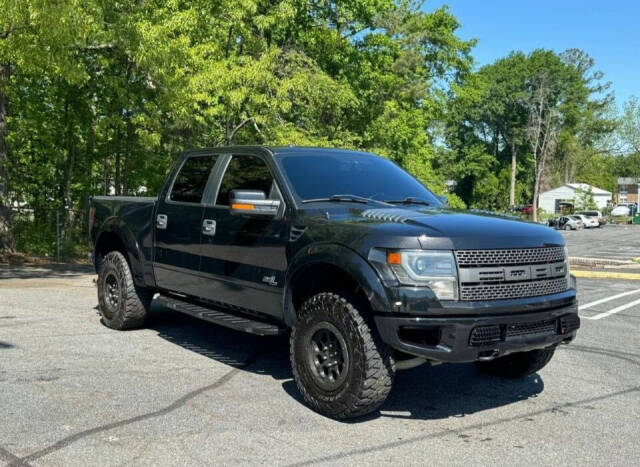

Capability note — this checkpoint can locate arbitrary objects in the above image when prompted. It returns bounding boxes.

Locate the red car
[521,204,534,214]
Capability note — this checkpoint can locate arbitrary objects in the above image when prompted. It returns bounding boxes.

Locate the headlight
[564,246,575,290]
[387,250,458,300]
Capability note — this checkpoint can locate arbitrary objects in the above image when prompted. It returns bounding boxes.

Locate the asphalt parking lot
[1,256,639,465]
[561,223,640,262]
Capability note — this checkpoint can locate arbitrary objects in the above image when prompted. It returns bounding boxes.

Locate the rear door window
[169,155,218,204]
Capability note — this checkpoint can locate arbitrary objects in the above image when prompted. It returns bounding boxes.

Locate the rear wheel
[564,224,571,231]
[97,251,152,330]
[475,348,555,378]
[290,292,395,419]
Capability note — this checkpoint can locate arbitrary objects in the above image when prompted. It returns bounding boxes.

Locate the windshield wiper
[385,197,431,206]
[302,194,391,206]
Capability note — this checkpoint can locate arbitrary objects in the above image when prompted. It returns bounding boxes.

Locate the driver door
[199,154,288,318]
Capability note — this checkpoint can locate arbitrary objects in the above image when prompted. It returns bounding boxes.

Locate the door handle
[202,219,216,236]
[156,214,168,229]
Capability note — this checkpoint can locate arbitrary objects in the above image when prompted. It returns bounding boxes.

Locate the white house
[538,183,612,214]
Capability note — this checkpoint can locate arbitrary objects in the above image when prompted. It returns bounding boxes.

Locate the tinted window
[279,152,441,205]
[170,155,217,203]
[216,155,275,206]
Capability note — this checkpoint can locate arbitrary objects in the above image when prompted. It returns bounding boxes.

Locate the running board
[155,295,286,336]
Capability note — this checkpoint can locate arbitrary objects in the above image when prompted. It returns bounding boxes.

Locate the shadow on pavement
[146,303,291,380]
[145,301,544,422]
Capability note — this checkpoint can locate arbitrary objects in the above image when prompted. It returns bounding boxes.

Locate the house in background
[616,177,639,204]
[538,183,612,214]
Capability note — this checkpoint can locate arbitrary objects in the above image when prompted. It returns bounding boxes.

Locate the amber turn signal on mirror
[231,203,255,211]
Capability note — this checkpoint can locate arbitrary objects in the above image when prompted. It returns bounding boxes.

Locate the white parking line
[585,297,640,320]
[579,289,640,311]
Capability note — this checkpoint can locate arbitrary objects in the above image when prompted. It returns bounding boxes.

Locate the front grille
[469,314,579,346]
[460,278,568,301]
[505,319,557,338]
[456,247,568,301]
[469,325,501,346]
[455,247,565,267]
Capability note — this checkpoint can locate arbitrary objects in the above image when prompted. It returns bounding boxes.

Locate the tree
[0,0,97,252]
[526,70,560,222]
[573,186,597,211]
[618,96,640,154]
[445,48,613,217]
[478,53,529,207]
[3,1,478,257]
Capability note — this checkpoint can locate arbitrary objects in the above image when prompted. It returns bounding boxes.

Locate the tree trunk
[509,141,517,207]
[532,166,542,223]
[0,62,14,252]
[62,98,76,242]
[122,116,132,195]
[103,126,110,195]
[114,128,121,195]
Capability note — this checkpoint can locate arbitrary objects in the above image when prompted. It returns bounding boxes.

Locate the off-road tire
[290,292,395,419]
[475,347,555,378]
[97,251,152,330]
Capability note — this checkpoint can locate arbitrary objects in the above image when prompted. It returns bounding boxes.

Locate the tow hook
[477,349,500,361]
[395,357,442,370]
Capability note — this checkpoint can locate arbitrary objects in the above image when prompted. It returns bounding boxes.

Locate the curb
[569,256,633,267]
[572,270,640,281]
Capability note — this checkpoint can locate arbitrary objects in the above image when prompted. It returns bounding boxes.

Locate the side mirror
[437,195,449,207]
[229,189,280,217]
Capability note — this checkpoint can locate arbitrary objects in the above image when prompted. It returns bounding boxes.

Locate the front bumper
[374,302,579,363]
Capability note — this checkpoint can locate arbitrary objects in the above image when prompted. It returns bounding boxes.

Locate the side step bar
[156,295,286,336]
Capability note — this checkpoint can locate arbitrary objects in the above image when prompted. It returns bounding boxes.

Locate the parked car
[575,210,605,226]
[509,204,534,214]
[611,205,631,217]
[549,216,582,230]
[521,204,534,214]
[568,216,585,230]
[90,146,580,419]
[573,214,599,229]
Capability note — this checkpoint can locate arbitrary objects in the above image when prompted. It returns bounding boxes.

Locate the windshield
[278,152,442,206]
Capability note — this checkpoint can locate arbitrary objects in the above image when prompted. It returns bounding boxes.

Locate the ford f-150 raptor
[90,146,580,419]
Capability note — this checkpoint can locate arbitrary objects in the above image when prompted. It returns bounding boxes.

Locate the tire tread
[290,292,394,419]
[98,251,151,330]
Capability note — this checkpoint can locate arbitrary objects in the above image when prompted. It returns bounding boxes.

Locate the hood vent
[361,208,416,224]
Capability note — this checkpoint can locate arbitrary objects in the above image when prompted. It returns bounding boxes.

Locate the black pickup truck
[90,146,580,419]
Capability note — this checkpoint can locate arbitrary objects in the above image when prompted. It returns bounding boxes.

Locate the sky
[422,0,640,108]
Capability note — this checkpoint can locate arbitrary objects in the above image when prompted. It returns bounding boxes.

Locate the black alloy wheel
[306,322,349,391]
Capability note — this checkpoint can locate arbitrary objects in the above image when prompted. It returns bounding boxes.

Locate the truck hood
[310,206,565,250]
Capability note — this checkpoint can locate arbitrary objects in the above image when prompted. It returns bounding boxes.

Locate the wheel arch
[93,219,146,286]
[283,244,392,326]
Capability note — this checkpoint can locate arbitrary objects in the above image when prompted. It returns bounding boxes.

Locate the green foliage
[573,186,597,211]
[0,1,629,256]
[1,0,475,255]
[444,47,615,212]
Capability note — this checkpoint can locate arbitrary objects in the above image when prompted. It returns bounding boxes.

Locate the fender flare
[283,243,392,326]
[94,217,146,286]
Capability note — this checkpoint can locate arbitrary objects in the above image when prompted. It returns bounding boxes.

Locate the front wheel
[475,347,555,378]
[97,251,152,330]
[290,292,395,419]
